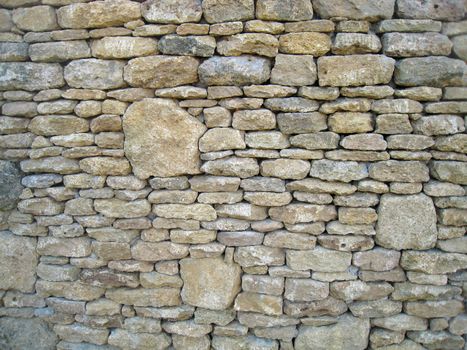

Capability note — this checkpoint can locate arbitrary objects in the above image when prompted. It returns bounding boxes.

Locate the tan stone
[279,33,331,56]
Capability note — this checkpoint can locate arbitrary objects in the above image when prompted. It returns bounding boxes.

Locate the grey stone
[310,160,368,183]
[30,41,90,62]
[159,35,216,57]
[0,161,23,211]
[0,317,57,350]
[313,0,394,20]
[0,63,64,91]
[256,0,313,21]
[199,56,270,86]
[271,54,316,86]
[202,0,254,23]
[396,0,465,21]
[91,37,157,59]
[141,0,202,24]
[382,33,452,57]
[64,59,125,90]
[0,42,29,62]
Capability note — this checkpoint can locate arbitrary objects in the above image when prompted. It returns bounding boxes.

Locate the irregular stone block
[106,288,180,307]
[279,32,331,56]
[382,33,452,57]
[37,237,91,257]
[256,0,313,21]
[124,56,199,88]
[180,257,241,310]
[396,0,465,21]
[313,0,394,20]
[369,160,429,182]
[158,35,215,57]
[271,54,316,86]
[0,318,57,350]
[234,292,283,316]
[30,41,90,62]
[57,0,141,29]
[218,34,278,57]
[309,159,368,183]
[202,0,254,23]
[318,55,395,87]
[64,59,125,89]
[401,250,467,274]
[332,33,381,54]
[29,115,88,136]
[0,63,64,91]
[12,5,58,32]
[91,36,157,59]
[199,56,270,86]
[287,247,351,272]
[123,98,206,178]
[141,0,202,24]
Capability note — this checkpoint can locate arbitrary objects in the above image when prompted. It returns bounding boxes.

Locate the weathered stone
[153,204,216,221]
[287,247,351,272]
[218,34,278,57]
[430,161,467,185]
[295,314,370,350]
[124,56,199,88]
[318,55,395,87]
[30,41,90,63]
[395,57,465,87]
[397,0,465,21]
[123,98,206,178]
[0,231,37,293]
[180,257,241,310]
[285,279,329,302]
[79,157,131,176]
[234,246,284,267]
[0,161,23,211]
[330,281,393,301]
[91,37,157,59]
[353,248,400,271]
[0,317,57,350]
[12,5,57,32]
[310,160,368,183]
[93,199,150,218]
[199,128,245,152]
[401,250,467,274]
[372,314,427,332]
[37,236,90,258]
[106,287,180,307]
[405,300,464,318]
[29,115,88,136]
[0,42,29,62]
[201,157,259,178]
[234,292,282,316]
[376,194,437,250]
[64,59,125,90]
[199,56,270,86]
[350,299,402,318]
[369,161,429,182]
[0,63,64,91]
[158,35,215,57]
[332,33,381,54]
[279,32,331,56]
[57,0,141,29]
[382,33,452,57]
[108,329,170,350]
[202,0,254,23]
[270,54,316,86]
[141,0,202,24]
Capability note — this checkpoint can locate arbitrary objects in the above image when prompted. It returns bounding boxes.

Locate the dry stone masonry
[0,0,466,349]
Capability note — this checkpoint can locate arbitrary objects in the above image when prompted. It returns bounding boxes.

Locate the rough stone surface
[0,63,64,91]
[123,98,206,178]
[142,0,202,24]
[0,317,57,350]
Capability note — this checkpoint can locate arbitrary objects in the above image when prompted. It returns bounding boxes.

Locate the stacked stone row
[0,0,466,349]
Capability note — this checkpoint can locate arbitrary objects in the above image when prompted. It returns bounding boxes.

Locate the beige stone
[279,33,331,56]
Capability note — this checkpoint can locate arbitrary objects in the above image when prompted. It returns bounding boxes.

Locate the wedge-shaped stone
[0,63,64,91]
[218,34,278,57]
[382,33,452,57]
[180,257,241,310]
[199,56,270,86]
[65,59,125,89]
[131,241,189,261]
[256,0,313,21]
[376,194,437,250]
[287,247,351,272]
[91,37,157,59]
[295,314,370,350]
[394,57,465,87]
[123,98,206,178]
[124,56,199,88]
[153,204,216,221]
[57,0,141,29]
[0,231,37,293]
[141,0,202,24]
[158,35,215,57]
[318,55,395,87]
[29,115,88,136]
[401,250,467,274]
[106,288,180,307]
[202,0,254,23]
[269,204,337,224]
[369,160,429,182]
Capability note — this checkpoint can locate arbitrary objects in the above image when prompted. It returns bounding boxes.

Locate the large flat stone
[0,231,38,293]
[180,257,241,310]
[0,317,57,350]
[313,0,395,20]
[141,0,202,23]
[0,63,64,91]
[123,98,206,178]
[124,56,199,88]
[318,55,395,87]
[64,59,125,89]
[376,194,437,250]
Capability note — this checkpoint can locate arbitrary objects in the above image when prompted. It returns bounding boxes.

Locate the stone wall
[0,0,466,349]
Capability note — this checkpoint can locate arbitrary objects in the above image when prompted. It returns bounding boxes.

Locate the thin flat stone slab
[123,98,206,178]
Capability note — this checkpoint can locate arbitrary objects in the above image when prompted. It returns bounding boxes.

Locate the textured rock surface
[0,1,465,349]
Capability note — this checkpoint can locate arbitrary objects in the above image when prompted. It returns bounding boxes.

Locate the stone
[91,37,157,59]
[57,0,141,29]
[330,281,393,301]
[452,35,467,61]
[108,329,171,350]
[12,5,58,32]
[199,128,245,152]
[234,292,283,316]
[153,204,216,221]
[94,199,150,218]
[372,314,427,332]
[256,0,313,21]
[271,54,316,86]
[178,257,241,311]
[0,231,37,293]
[79,157,131,176]
[287,247,351,272]
[234,246,284,267]
[0,317,57,350]
[218,34,278,57]
[405,300,464,318]
[382,33,452,57]
[201,157,259,178]
[123,98,206,178]
[0,42,29,62]
[158,35,216,57]
[414,115,465,136]
[350,299,402,318]
[260,159,310,179]
[295,314,370,350]
[106,288,180,307]
[285,279,329,302]
[431,161,467,185]
[396,0,465,21]
[279,32,331,56]
[124,56,199,88]
[29,115,88,136]
[369,161,429,182]
[394,57,465,87]
[20,157,80,175]
[353,248,400,271]
[376,194,437,250]
[199,56,270,86]
[64,59,125,89]
[0,63,64,91]
[318,55,395,87]
[310,160,368,183]
[401,250,467,274]
[202,0,254,23]
[30,41,91,63]
[37,237,91,257]
[0,161,23,211]
[392,282,461,301]
[141,0,202,24]
[332,33,381,54]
